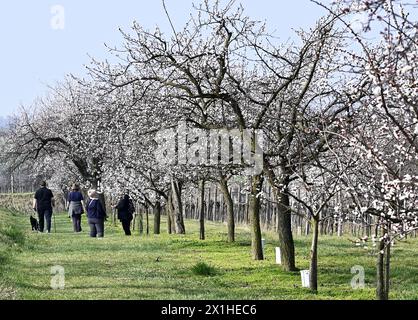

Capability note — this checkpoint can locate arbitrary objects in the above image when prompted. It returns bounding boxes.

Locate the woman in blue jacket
[67,184,86,233]
[86,190,107,238]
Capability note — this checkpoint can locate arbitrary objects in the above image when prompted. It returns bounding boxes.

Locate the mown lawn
[0,208,417,300]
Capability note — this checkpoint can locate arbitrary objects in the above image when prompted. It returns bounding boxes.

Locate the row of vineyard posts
[112,181,417,240]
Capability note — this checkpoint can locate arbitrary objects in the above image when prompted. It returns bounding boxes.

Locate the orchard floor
[0,208,417,300]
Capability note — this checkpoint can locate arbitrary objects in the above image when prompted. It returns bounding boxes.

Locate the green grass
[0,208,417,300]
[192,262,217,277]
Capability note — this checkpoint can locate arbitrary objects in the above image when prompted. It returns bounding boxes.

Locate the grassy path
[0,209,417,300]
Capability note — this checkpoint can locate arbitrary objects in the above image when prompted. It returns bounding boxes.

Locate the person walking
[86,189,106,238]
[67,184,86,233]
[33,181,55,233]
[115,191,134,236]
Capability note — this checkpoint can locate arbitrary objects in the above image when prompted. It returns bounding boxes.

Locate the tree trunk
[154,199,161,235]
[112,206,117,227]
[276,188,297,271]
[384,237,391,300]
[10,173,14,194]
[376,222,391,301]
[170,179,186,234]
[167,212,172,234]
[337,217,343,237]
[219,176,235,242]
[250,174,264,260]
[146,206,149,235]
[376,239,386,300]
[309,216,319,292]
[265,166,297,271]
[198,180,205,240]
[167,196,173,234]
[140,208,144,234]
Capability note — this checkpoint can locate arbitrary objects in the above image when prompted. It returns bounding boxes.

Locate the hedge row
[0,193,66,215]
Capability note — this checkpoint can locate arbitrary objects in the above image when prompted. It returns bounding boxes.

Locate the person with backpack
[67,183,86,233]
[86,189,106,238]
[33,181,55,233]
[115,190,135,236]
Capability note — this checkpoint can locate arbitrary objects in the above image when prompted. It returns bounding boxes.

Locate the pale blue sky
[0,0,329,118]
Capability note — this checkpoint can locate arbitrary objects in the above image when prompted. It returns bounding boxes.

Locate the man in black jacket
[115,191,134,236]
[33,181,55,233]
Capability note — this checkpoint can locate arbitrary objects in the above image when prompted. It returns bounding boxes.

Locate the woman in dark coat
[115,192,134,236]
[67,184,86,233]
[87,190,107,238]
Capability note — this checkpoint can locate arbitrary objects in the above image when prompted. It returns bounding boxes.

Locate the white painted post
[261,238,266,255]
[300,270,310,288]
[275,247,282,265]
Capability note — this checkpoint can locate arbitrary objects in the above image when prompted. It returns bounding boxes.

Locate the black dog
[30,216,39,231]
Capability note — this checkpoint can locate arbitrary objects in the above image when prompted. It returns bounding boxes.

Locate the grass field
[0,208,417,300]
